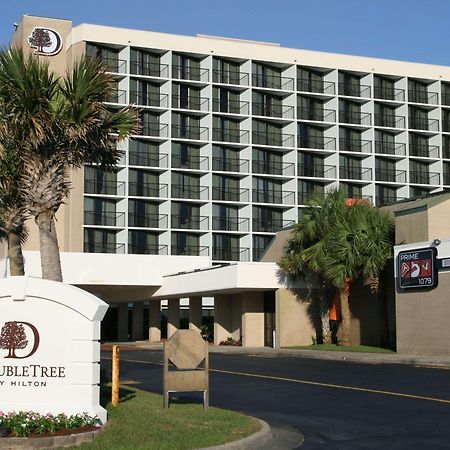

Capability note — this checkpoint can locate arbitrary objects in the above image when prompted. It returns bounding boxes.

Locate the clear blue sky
[2,0,450,66]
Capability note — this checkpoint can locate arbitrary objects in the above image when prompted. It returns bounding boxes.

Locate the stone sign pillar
[0,276,108,423]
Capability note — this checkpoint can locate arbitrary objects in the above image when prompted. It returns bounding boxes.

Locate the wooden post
[112,345,120,407]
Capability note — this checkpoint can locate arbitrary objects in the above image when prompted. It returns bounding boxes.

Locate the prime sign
[0,277,108,423]
[397,247,438,291]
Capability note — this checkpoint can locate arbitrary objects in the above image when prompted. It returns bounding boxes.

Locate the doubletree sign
[397,247,438,290]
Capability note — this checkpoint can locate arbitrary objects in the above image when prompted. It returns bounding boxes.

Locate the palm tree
[0,48,139,281]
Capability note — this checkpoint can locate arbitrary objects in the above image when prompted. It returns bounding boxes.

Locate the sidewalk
[101,341,450,368]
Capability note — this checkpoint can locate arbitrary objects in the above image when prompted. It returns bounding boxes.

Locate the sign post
[397,247,438,291]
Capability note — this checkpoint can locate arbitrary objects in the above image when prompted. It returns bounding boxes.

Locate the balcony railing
[340,138,372,153]
[98,57,126,74]
[252,131,294,147]
[375,168,407,183]
[140,123,169,138]
[252,102,295,119]
[171,154,209,171]
[84,210,125,227]
[171,245,209,256]
[444,172,450,185]
[252,218,295,233]
[128,213,168,228]
[298,164,336,179]
[172,124,209,141]
[408,117,439,132]
[252,189,295,205]
[212,128,249,144]
[84,179,125,196]
[212,217,250,232]
[442,92,450,106]
[409,171,440,185]
[444,142,450,159]
[297,107,336,122]
[408,90,438,105]
[128,182,168,198]
[84,242,125,254]
[104,89,126,104]
[130,91,169,108]
[171,215,209,230]
[409,144,440,158]
[297,78,335,95]
[129,152,169,168]
[442,121,450,133]
[374,141,406,156]
[252,160,295,176]
[212,246,250,262]
[130,61,169,78]
[128,244,168,255]
[298,190,324,205]
[171,184,209,200]
[339,110,372,126]
[374,86,405,102]
[376,195,406,206]
[339,166,372,181]
[212,186,249,202]
[172,95,209,111]
[298,136,336,150]
[172,65,209,82]
[338,83,371,98]
[212,157,250,173]
[374,113,406,129]
[212,69,249,86]
[252,73,294,90]
[212,98,250,115]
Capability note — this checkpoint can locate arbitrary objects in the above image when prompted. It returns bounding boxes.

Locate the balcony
[212,157,249,173]
[339,166,372,181]
[130,61,169,77]
[172,65,209,82]
[252,73,294,91]
[84,210,125,227]
[212,186,249,202]
[339,110,371,126]
[442,92,450,107]
[128,244,168,255]
[297,107,336,122]
[140,123,169,138]
[213,98,250,115]
[252,160,295,176]
[84,242,125,254]
[252,131,294,147]
[374,141,406,156]
[297,78,335,95]
[130,91,169,108]
[252,189,295,205]
[104,89,126,104]
[252,218,295,233]
[374,86,405,102]
[172,154,209,171]
[408,117,439,132]
[213,128,249,144]
[128,213,168,228]
[338,83,371,98]
[171,184,209,200]
[252,102,294,119]
[171,215,208,230]
[409,144,439,158]
[129,182,168,198]
[444,172,450,185]
[444,142,450,159]
[171,245,209,256]
[212,246,250,262]
[298,164,336,179]
[376,195,406,206]
[84,179,125,196]
[340,138,372,153]
[298,136,336,150]
[212,217,249,232]
[172,124,208,141]
[374,113,406,129]
[172,95,209,111]
[408,90,438,105]
[212,69,249,86]
[442,121,450,133]
[129,151,168,168]
[409,171,440,185]
[375,168,407,183]
[99,57,126,74]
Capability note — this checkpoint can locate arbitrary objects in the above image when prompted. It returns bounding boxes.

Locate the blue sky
[2,0,450,66]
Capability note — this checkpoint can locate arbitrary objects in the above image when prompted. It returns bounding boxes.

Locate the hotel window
[130,49,161,76]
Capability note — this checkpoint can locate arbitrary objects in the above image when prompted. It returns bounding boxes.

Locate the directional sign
[397,247,438,290]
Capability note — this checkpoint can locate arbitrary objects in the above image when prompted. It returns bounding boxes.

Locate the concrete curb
[198,419,272,450]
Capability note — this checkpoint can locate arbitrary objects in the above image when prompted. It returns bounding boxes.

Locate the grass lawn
[74,385,260,450]
[286,344,395,354]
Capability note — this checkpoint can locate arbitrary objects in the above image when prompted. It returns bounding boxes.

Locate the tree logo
[28,27,62,56]
[0,321,40,359]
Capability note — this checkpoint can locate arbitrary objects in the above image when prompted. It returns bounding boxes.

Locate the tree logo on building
[0,321,40,359]
[28,27,62,56]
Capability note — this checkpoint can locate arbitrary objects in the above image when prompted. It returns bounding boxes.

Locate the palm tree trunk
[7,230,25,276]
[340,280,352,346]
[319,290,332,344]
[36,214,63,282]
